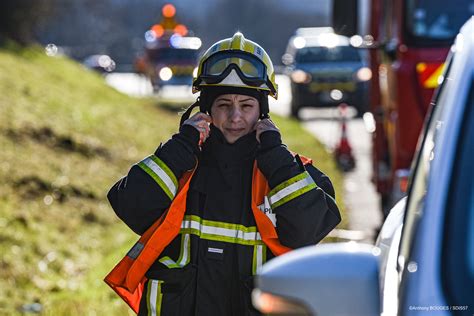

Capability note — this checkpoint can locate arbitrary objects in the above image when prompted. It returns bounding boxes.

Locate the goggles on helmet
[199,51,268,88]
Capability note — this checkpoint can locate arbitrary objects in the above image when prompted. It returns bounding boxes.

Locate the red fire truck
[333,0,474,215]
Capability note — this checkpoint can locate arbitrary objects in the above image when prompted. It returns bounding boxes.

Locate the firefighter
[106,32,341,316]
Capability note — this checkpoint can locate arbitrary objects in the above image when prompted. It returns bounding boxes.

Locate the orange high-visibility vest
[105,156,312,313]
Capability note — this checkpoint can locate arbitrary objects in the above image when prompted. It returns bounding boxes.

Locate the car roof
[288,33,351,51]
[295,27,335,36]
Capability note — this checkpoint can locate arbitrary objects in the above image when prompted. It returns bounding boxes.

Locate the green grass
[0,44,345,315]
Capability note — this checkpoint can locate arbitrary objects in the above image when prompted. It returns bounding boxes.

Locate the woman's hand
[182,112,212,144]
[255,118,280,143]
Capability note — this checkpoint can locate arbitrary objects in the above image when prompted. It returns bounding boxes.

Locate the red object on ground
[334,103,355,172]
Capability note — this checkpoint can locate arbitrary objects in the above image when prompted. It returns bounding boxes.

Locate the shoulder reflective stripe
[159,233,191,269]
[268,171,317,209]
[137,155,178,200]
[181,215,264,246]
[252,244,266,275]
[148,280,163,316]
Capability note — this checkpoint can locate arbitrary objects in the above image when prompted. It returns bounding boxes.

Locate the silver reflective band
[137,155,178,200]
[158,258,178,268]
[148,279,163,316]
[159,233,190,269]
[208,247,224,254]
[127,242,144,259]
[268,171,317,209]
[252,244,266,275]
[178,234,191,266]
[181,215,264,246]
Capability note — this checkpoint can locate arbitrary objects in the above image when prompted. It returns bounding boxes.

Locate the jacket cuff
[257,142,300,187]
[155,125,200,177]
[259,130,282,152]
[179,124,200,149]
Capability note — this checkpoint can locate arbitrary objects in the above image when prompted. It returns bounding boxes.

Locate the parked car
[82,54,116,73]
[253,18,474,316]
[283,27,370,118]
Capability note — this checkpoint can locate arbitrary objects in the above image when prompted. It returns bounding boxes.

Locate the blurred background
[1,0,331,71]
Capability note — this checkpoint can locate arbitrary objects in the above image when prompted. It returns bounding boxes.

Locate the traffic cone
[334,103,356,172]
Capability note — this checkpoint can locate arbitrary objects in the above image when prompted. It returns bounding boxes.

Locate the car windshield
[406,0,474,43]
[148,48,198,62]
[295,46,361,63]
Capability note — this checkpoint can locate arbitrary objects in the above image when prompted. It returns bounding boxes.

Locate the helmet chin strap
[259,92,270,119]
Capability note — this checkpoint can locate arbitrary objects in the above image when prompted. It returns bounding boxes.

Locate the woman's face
[210,94,260,144]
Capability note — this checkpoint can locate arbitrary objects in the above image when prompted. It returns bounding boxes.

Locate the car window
[381,0,395,41]
[396,52,455,271]
[406,0,474,41]
[441,78,474,307]
[148,48,198,61]
[295,46,361,63]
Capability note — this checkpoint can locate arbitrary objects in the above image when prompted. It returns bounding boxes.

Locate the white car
[253,17,474,316]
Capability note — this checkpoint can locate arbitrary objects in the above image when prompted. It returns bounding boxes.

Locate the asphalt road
[106,73,383,243]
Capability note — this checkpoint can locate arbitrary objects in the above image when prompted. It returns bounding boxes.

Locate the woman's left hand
[254,118,280,143]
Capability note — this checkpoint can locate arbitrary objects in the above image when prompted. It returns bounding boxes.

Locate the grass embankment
[0,44,344,315]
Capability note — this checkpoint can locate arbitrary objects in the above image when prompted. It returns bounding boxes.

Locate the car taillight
[252,289,311,315]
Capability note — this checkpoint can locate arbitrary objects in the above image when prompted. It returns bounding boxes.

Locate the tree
[0,0,57,45]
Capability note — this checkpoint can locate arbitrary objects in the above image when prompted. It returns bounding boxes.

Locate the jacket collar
[201,124,258,167]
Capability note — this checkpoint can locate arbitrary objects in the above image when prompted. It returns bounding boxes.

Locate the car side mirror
[253,243,381,316]
[384,39,398,61]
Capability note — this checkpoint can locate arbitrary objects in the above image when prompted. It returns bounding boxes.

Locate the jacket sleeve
[107,125,200,235]
[256,131,341,248]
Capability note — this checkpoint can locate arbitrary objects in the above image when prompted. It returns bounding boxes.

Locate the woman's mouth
[225,127,245,134]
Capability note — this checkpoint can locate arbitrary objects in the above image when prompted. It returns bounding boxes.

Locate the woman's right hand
[182,112,212,145]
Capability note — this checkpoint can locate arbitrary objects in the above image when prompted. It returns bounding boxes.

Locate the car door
[391,30,473,314]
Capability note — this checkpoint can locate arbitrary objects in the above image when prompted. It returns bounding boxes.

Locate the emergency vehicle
[135,4,201,93]
[333,0,474,214]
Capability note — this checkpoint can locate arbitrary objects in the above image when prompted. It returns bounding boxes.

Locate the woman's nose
[229,106,243,121]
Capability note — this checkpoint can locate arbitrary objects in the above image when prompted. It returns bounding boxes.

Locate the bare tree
[0,0,56,45]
